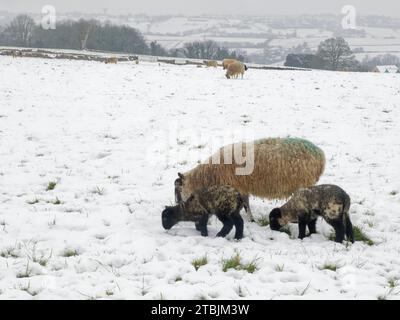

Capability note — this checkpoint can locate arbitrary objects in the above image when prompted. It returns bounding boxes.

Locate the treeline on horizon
[0,14,244,60]
[1,14,399,72]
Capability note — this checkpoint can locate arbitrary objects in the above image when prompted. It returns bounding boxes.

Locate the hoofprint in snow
[0,56,399,300]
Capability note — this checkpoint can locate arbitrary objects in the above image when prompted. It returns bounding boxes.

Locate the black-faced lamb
[162,185,247,240]
[269,184,354,243]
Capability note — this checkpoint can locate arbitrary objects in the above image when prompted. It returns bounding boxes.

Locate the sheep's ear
[178,172,184,179]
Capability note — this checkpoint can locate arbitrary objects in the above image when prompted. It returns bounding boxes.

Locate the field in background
[0,56,399,299]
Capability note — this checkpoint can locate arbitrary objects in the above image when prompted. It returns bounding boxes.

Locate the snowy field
[0,56,400,300]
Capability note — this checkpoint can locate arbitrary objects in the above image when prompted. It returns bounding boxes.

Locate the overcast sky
[0,0,399,17]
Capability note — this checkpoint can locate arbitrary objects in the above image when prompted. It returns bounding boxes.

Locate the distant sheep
[175,137,326,221]
[105,57,118,64]
[269,184,354,243]
[226,61,248,79]
[222,59,237,70]
[12,50,22,58]
[162,185,248,240]
[205,60,218,67]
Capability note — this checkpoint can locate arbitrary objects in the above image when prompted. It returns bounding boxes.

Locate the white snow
[0,56,400,300]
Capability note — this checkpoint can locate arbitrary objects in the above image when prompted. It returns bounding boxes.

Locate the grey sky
[0,0,399,17]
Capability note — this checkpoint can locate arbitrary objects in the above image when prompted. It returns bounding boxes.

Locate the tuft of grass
[192,256,208,271]
[105,290,114,296]
[328,226,374,246]
[320,263,339,272]
[27,198,39,205]
[275,264,285,272]
[51,197,62,205]
[257,215,269,227]
[175,276,182,282]
[222,253,242,272]
[61,249,79,258]
[19,282,40,296]
[46,181,57,191]
[388,278,398,289]
[244,261,258,274]
[0,247,20,258]
[222,252,258,273]
[353,226,374,246]
[389,190,398,196]
[16,261,33,278]
[92,186,105,195]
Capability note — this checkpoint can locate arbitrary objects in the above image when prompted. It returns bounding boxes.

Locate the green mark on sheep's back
[283,137,324,157]
[253,137,324,158]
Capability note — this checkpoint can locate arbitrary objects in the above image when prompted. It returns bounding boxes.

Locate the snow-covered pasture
[0,56,399,299]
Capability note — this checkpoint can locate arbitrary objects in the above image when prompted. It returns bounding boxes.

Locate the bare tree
[316,37,355,71]
[77,19,96,50]
[4,14,35,47]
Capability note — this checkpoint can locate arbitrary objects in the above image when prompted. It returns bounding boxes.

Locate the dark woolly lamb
[162,185,247,240]
[269,184,354,243]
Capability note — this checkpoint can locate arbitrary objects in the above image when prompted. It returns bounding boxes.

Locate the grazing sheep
[204,60,218,67]
[105,57,118,64]
[222,58,237,70]
[162,185,247,240]
[175,137,326,222]
[269,184,354,243]
[12,50,22,58]
[226,61,248,79]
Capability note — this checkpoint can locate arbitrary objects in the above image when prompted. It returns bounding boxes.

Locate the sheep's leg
[298,216,307,240]
[242,195,254,222]
[216,215,234,238]
[307,219,317,235]
[344,214,354,243]
[195,221,201,231]
[330,219,345,243]
[232,212,244,240]
[196,214,209,237]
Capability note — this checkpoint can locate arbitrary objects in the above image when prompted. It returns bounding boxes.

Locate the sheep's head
[225,73,230,79]
[244,64,248,71]
[161,205,181,230]
[269,208,283,231]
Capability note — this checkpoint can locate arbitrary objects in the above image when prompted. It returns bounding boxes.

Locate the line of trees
[285,37,360,71]
[0,14,149,54]
[0,14,245,60]
[285,37,400,72]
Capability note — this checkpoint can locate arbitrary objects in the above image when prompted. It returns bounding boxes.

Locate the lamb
[222,59,237,70]
[105,57,118,64]
[162,185,247,240]
[205,60,218,67]
[269,184,354,243]
[175,137,326,222]
[226,61,248,79]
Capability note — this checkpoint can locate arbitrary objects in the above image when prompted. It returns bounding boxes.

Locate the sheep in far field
[226,61,248,79]
[269,184,354,243]
[175,137,326,222]
[222,59,237,70]
[162,185,248,240]
[12,50,22,58]
[105,57,118,64]
[205,60,218,67]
